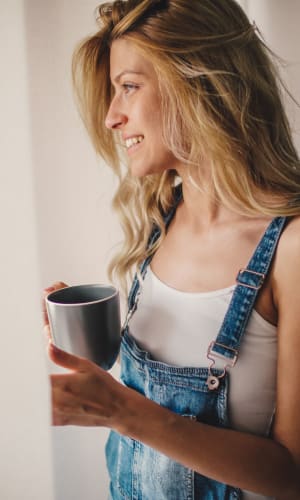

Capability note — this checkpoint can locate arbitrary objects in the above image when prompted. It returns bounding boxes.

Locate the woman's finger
[48,342,94,372]
[42,281,69,326]
[42,287,54,325]
[44,324,52,342]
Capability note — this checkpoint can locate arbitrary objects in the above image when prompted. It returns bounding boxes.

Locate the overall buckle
[206,341,238,391]
[236,268,265,290]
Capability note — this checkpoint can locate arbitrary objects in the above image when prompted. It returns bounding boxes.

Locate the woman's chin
[129,162,170,178]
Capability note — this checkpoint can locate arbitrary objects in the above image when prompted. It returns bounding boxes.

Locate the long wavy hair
[72,0,300,294]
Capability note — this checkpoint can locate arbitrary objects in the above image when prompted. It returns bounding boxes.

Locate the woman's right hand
[42,281,68,341]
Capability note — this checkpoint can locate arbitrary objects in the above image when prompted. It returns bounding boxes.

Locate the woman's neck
[177,168,239,231]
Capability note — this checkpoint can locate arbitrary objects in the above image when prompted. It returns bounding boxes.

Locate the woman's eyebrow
[112,70,145,83]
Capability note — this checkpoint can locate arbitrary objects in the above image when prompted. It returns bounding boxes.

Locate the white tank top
[129,267,277,500]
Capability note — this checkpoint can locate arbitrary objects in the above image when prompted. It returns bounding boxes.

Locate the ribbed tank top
[129,267,277,500]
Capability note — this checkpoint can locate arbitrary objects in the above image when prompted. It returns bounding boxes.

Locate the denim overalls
[106,185,287,500]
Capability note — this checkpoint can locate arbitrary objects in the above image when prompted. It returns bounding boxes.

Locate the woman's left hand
[48,342,125,428]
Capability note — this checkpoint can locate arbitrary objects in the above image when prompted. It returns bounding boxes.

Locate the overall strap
[209,216,287,364]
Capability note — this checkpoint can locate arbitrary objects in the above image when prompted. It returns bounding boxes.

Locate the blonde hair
[72,0,300,294]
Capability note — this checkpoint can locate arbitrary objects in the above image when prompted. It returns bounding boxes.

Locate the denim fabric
[106,184,287,499]
[106,330,240,500]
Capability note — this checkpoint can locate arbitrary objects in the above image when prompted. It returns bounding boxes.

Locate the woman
[44,0,300,498]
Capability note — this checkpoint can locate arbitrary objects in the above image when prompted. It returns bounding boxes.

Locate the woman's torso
[107,194,288,499]
[129,267,277,500]
[129,204,279,500]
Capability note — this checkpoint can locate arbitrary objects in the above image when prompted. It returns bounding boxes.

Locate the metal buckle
[236,268,265,290]
[207,341,238,367]
[206,341,238,391]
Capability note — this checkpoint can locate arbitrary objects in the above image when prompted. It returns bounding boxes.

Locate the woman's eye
[122,83,138,93]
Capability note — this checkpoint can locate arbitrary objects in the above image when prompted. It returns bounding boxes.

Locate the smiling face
[105,38,182,177]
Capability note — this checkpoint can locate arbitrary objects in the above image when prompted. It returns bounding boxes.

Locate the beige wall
[0,1,54,499]
[25,1,121,499]
[247,0,300,152]
[1,1,299,500]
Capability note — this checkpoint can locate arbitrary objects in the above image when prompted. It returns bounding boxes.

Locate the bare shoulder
[271,215,300,463]
[276,215,300,252]
[272,215,300,304]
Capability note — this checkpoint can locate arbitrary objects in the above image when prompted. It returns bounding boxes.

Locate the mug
[46,284,121,370]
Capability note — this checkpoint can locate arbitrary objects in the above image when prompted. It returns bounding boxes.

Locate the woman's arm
[49,340,299,499]
[47,219,300,499]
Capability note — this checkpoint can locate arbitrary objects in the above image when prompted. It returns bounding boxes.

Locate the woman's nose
[105,97,127,130]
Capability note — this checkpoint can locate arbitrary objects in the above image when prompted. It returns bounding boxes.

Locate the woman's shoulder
[272,215,300,301]
[271,216,300,463]
[276,215,300,257]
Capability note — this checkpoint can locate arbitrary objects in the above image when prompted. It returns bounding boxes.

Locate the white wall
[25,1,121,499]
[0,1,54,499]
[247,0,300,152]
[2,1,298,500]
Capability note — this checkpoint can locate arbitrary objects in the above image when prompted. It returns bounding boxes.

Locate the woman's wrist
[112,382,177,440]
[111,383,140,435]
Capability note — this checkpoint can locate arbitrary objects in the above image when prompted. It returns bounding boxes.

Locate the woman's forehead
[109,39,154,82]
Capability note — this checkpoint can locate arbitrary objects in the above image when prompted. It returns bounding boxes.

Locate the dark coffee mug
[46,284,121,370]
